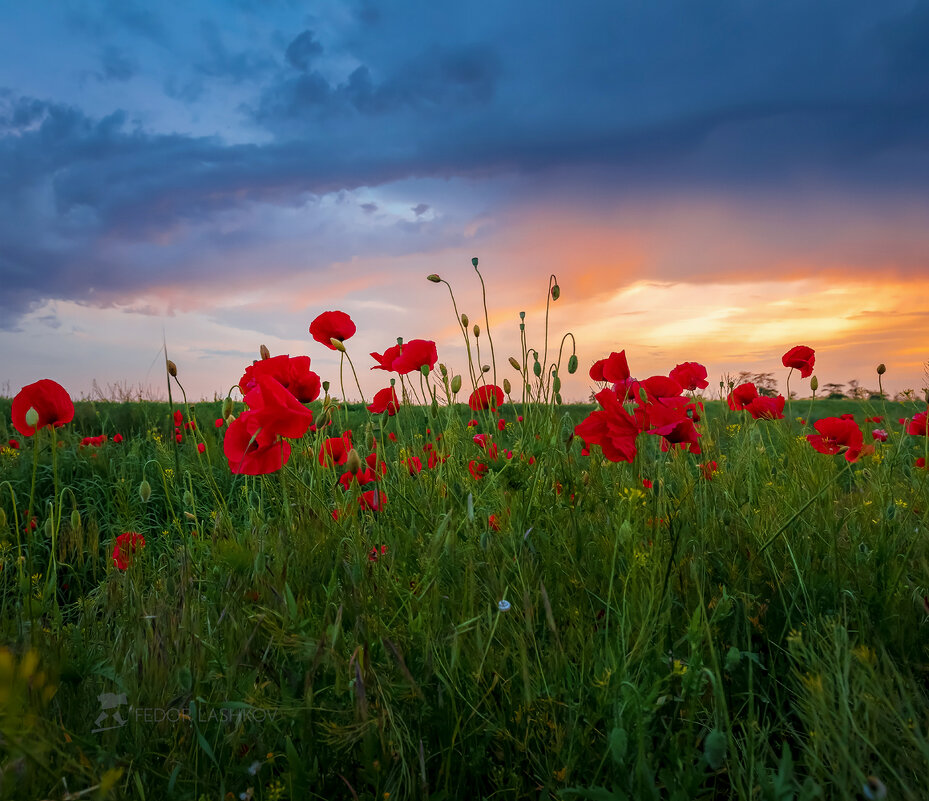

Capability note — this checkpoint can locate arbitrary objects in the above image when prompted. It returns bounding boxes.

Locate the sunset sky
[2,1,928,402]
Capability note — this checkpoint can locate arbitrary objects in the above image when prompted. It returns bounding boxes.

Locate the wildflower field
[1,267,928,801]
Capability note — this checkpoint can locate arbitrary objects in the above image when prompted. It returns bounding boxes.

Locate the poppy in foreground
[12,379,75,436]
[782,345,816,378]
[112,532,146,570]
[807,417,866,462]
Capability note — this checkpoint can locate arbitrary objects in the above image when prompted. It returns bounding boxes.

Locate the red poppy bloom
[215,418,224,428]
[239,355,321,403]
[113,433,123,444]
[698,461,719,480]
[642,478,652,489]
[7,439,20,450]
[388,431,397,442]
[11,379,75,436]
[871,429,888,442]
[370,344,402,371]
[917,457,927,470]
[368,544,388,561]
[589,351,630,383]
[173,410,183,426]
[839,413,855,421]
[319,431,354,467]
[669,362,709,391]
[468,385,503,411]
[339,466,379,490]
[497,418,506,431]
[744,395,786,420]
[243,375,315,440]
[908,411,928,436]
[468,460,489,480]
[574,388,639,463]
[367,386,400,416]
[807,417,865,462]
[727,383,758,411]
[112,532,146,570]
[392,339,438,375]
[197,442,206,454]
[224,411,292,475]
[640,375,684,402]
[782,345,815,378]
[488,514,501,532]
[175,433,183,443]
[309,310,356,349]
[359,489,387,511]
[405,456,423,475]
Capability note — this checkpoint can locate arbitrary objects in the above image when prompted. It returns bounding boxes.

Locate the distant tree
[753,372,778,397]
[822,382,845,397]
[846,379,871,400]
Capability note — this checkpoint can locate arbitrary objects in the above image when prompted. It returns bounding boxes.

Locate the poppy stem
[438,279,478,393]
[541,274,557,393]
[473,261,497,388]
[343,350,367,405]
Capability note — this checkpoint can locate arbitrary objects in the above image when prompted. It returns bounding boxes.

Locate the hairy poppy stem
[164,342,181,478]
[473,260,497,388]
[343,350,367,405]
[541,274,557,392]
[437,279,478,392]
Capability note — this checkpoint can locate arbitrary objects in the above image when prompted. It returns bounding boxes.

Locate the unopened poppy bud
[471,257,479,267]
[439,363,448,377]
[519,323,525,332]
[345,448,363,474]
[533,360,542,377]
[639,387,648,403]
[568,354,578,374]
[364,422,375,451]
[420,364,431,377]
[876,363,886,375]
[25,407,39,428]
[509,357,521,371]
[0,508,6,530]
[519,311,525,320]
[139,479,152,503]
[482,364,491,373]
[260,344,270,360]
[551,284,560,301]
[553,375,562,393]
[461,313,469,327]
[167,360,178,377]
[450,375,462,393]
[810,376,818,392]
[44,517,53,539]
[503,378,512,394]
[555,392,563,405]
[70,509,81,530]
[222,397,233,420]
[427,274,441,283]
[322,380,330,393]
[473,324,480,337]
[329,337,346,352]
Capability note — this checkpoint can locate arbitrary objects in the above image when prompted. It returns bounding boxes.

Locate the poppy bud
[508,357,521,371]
[139,479,152,503]
[420,364,431,377]
[533,360,542,377]
[183,490,193,508]
[461,313,469,327]
[396,336,403,346]
[260,344,270,360]
[876,363,886,375]
[427,274,441,283]
[167,360,178,377]
[519,323,525,332]
[553,375,561,393]
[568,354,578,374]
[25,407,39,428]
[0,508,6,530]
[329,337,346,352]
[482,365,491,373]
[70,509,81,531]
[222,397,233,420]
[439,363,448,377]
[471,257,479,267]
[519,311,525,320]
[555,392,563,405]
[345,448,363,475]
[322,380,330,393]
[810,376,818,392]
[503,378,511,394]
[364,422,375,451]
[473,324,480,338]
[551,284,560,301]
[451,375,462,394]
[44,517,53,539]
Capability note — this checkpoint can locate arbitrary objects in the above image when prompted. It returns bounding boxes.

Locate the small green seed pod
[70,509,81,531]
[139,479,152,503]
[482,365,490,373]
[471,257,479,267]
[461,313,469,327]
[555,392,563,405]
[222,396,233,420]
[25,407,39,428]
[260,344,270,360]
[473,324,480,338]
[810,376,819,392]
[439,363,448,377]
[345,449,363,475]
[427,274,441,283]
[503,378,512,394]
[568,354,578,374]
[533,360,542,377]
[166,360,178,377]
[876,363,886,375]
[451,375,462,394]
[183,490,194,508]
[553,375,562,393]
[322,380,330,393]
[551,284,560,301]
[44,517,53,539]
[508,357,521,371]
[365,422,375,452]
[420,364,431,376]
[431,398,439,417]
[329,337,346,352]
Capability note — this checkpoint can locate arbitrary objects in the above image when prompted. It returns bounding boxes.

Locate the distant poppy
[699,461,719,480]
[642,478,653,489]
[358,489,387,511]
[908,411,928,436]
[488,514,501,531]
[782,345,815,378]
[468,460,488,480]
[368,544,388,561]
[468,385,503,411]
[497,419,506,431]
[917,457,927,470]
[11,379,74,436]
[367,386,400,415]
[309,310,356,350]
[7,439,20,450]
[197,442,206,454]
[744,395,786,420]
[113,433,123,444]
[727,383,759,411]
[669,362,709,391]
[112,532,146,570]
[405,456,423,475]
[319,432,354,467]
[173,410,183,427]
[871,429,888,442]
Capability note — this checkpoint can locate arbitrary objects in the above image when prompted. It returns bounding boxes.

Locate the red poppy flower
[727,383,758,411]
[173,410,183,426]
[112,532,146,570]
[197,442,206,454]
[908,411,928,436]
[488,514,501,532]
[871,429,888,442]
[244,375,315,440]
[574,388,639,463]
[468,385,503,411]
[807,417,865,462]
[319,431,354,467]
[642,478,653,489]
[224,411,292,475]
[370,344,402,371]
[7,439,20,450]
[339,466,379,490]
[497,418,506,431]
[239,354,321,403]
[640,376,684,402]
[369,544,388,561]
[589,351,630,383]
[215,418,224,428]
[359,489,387,511]
[113,434,123,444]
[391,339,438,375]
[699,461,719,480]
[917,457,927,470]
[309,310,356,349]
[744,395,786,420]
[388,431,397,442]
[405,456,423,475]
[669,362,709,391]
[782,345,815,378]
[367,386,400,415]
[175,433,183,443]
[11,379,75,436]
[839,413,855,421]
[468,460,488,480]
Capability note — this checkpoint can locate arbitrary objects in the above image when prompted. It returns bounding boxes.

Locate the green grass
[0,396,927,800]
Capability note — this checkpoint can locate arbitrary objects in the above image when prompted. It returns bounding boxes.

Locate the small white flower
[248,760,262,776]
[498,599,511,612]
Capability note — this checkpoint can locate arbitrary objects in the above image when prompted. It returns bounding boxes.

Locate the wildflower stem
[473,261,497,388]
[438,279,478,393]
[344,350,367,405]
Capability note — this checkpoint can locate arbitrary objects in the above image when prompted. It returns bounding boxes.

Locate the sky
[1,0,928,403]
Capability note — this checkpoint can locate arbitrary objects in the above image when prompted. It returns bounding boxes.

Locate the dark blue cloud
[97,46,137,82]
[284,30,323,71]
